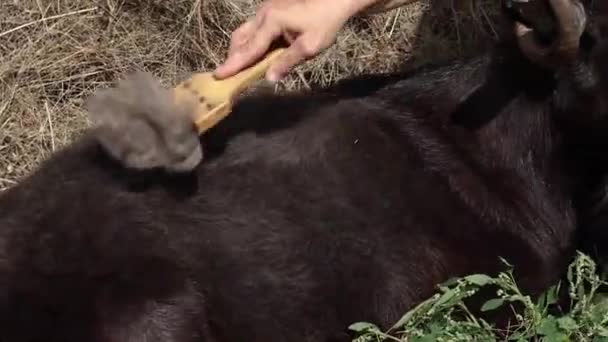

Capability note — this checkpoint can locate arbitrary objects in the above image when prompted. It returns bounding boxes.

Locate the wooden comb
[173,47,286,134]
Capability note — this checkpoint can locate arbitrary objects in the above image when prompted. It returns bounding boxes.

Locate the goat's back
[0,54,578,341]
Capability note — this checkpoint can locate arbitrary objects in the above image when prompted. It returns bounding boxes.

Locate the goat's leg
[514,0,587,68]
[96,280,217,342]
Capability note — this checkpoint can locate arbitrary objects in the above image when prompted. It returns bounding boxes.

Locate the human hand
[213,0,365,82]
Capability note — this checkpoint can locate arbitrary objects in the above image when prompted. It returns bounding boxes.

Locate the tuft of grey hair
[85,71,203,173]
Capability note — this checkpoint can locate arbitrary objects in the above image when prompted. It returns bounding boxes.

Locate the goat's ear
[84,71,203,173]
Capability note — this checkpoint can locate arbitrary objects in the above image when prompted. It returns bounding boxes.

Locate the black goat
[0,1,605,341]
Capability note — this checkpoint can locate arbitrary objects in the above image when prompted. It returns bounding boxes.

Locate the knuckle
[299,38,323,57]
[264,8,279,21]
[231,27,242,38]
[230,32,243,43]
[231,25,250,40]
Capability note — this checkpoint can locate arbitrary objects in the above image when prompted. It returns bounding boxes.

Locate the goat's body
[0,44,587,341]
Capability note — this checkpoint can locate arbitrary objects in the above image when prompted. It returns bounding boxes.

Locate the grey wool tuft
[85,71,203,173]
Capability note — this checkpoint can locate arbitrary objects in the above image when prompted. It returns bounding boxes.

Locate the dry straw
[0,0,501,190]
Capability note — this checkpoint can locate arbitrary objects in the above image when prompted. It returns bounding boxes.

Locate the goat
[0,0,604,341]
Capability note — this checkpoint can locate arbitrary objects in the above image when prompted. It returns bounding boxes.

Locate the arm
[359,0,420,14]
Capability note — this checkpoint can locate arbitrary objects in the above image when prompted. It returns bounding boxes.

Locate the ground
[0,0,501,190]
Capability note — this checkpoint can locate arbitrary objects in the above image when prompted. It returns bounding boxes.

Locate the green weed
[350,253,608,342]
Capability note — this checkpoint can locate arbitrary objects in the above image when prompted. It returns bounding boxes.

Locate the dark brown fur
[1,3,608,341]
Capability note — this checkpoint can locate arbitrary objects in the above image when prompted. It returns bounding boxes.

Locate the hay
[0,0,501,190]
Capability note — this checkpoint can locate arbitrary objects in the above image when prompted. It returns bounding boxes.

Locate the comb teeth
[194,102,232,133]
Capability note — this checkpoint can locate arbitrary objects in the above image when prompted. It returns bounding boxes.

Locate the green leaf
[506,331,530,341]
[543,332,570,342]
[426,322,444,337]
[416,335,439,342]
[440,276,460,287]
[547,285,560,305]
[481,298,504,312]
[505,294,528,304]
[538,316,558,336]
[389,295,437,330]
[464,274,494,286]
[433,288,458,308]
[556,316,578,331]
[591,298,608,323]
[538,317,570,342]
[538,291,546,309]
[348,322,378,333]
[592,293,608,306]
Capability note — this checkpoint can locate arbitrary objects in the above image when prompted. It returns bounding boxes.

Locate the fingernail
[213,68,226,79]
[214,59,237,77]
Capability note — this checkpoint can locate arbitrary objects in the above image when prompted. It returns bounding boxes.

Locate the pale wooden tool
[173,48,286,134]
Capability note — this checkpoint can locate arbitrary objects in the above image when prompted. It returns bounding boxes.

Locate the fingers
[214,20,263,78]
[266,34,328,81]
[214,7,283,79]
[227,20,258,58]
[214,0,343,81]
[266,42,307,82]
[226,3,272,58]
